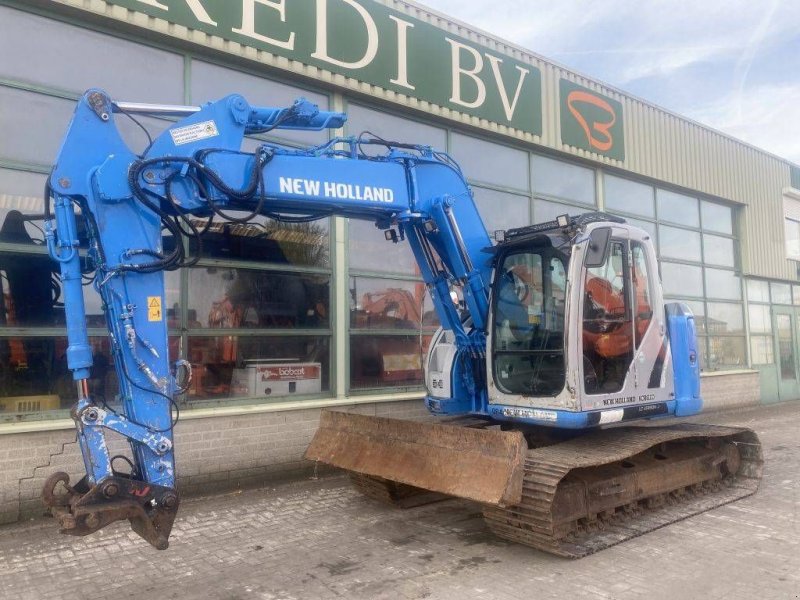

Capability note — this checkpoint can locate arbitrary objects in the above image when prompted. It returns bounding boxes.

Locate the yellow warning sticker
[147,296,162,322]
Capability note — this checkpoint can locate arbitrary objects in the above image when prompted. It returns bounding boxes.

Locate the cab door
[629,237,669,396]
[580,232,636,399]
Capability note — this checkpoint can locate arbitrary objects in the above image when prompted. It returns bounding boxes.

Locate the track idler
[42,472,179,550]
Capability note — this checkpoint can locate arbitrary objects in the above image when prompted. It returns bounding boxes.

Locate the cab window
[492,248,567,397]
[582,241,634,394]
[631,242,654,348]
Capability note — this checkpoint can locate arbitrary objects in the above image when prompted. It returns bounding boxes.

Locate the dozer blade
[304,410,527,507]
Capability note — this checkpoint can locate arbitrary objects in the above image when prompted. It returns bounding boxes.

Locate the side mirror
[584,227,611,268]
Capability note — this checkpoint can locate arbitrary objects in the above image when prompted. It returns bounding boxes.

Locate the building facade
[0,0,797,522]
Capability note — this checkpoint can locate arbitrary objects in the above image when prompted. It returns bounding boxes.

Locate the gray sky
[418,0,800,163]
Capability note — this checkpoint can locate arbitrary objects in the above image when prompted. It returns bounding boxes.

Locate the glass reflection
[706,302,744,335]
[0,260,177,329]
[701,202,733,235]
[0,337,117,416]
[661,262,703,297]
[659,225,701,262]
[747,279,770,303]
[186,336,329,400]
[535,199,579,224]
[472,187,529,234]
[708,336,746,370]
[451,132,528,190]
[704,268,741,301]
[0,253,59,327]
[657,190,699,227]
[605,175,654,217]
[703,234,735,267]
[748,304,771,334]
[187,268,330,330]
[750,336,774,365]
[350,334,432,389]
[0,208,46,246]
[349,219,418,274]
[770,282,792,305]
[350,277,438,330]
[776,315,796,379]
[532,155,595,206]
[188,217,330,267]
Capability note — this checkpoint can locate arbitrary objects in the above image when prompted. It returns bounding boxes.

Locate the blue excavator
[41,90,762,557]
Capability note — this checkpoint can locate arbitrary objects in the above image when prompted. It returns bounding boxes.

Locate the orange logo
[566,90,617,152]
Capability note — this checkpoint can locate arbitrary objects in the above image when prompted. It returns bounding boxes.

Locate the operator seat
[582,276,632,359]
[583,261,652,360]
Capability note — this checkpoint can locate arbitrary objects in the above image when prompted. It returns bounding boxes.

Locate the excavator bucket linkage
[42,472,178,550]
[305,410,527,507]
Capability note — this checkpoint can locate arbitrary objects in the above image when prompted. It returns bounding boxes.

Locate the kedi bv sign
[112,0,544,135]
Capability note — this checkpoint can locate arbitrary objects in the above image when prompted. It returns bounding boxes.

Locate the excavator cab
[484,215,673,421]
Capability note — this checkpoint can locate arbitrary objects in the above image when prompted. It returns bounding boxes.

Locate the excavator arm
[42,89,495,548]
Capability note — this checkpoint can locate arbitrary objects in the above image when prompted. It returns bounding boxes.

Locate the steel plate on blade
[304,410,526,506]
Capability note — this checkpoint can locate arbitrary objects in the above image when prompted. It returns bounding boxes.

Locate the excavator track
[483,423,763,558]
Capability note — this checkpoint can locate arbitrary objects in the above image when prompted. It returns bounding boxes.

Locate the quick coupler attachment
[42,472,179,550]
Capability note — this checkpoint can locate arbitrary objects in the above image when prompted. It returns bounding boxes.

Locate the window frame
[784,217,800,260]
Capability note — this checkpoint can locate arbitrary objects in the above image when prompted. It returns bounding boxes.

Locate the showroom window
[0,3,778,417]
[746,279,800,371]
[529,154,597,226]
[0,6,335,418]
[450,132,529,192]
[785,218,800,259]
[784,191,800,259]
[604,173,743,370]
[605,175,654,218]
[747,281,773,365]
[532,155,595,208]
[344,102,443,391]
[345,221,439,392]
